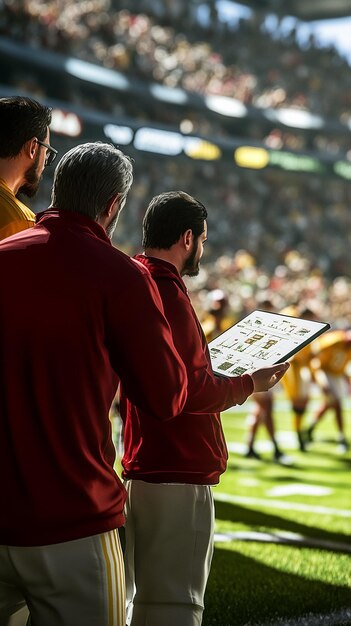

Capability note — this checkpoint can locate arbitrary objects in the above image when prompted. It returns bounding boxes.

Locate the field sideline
[202,393,351,626]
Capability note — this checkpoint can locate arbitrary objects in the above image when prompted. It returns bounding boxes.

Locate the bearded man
[0,96,56,240]
[121,190,289,626]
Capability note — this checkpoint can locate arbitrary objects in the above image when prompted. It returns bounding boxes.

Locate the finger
[272,369,289,383]
[266,362,289,376]
[267,365,290,388]
[275,362,290,371]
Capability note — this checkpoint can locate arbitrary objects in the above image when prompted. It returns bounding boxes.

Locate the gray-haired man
[0,143,187,626]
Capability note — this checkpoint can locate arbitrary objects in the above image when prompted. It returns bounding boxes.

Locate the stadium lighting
[205,95,248,118]
[334,161,351,180]
[264,108,324,129]
[104,124,133,146]
[150,84,188,105]
[235,146,270,169]
[269,150,324,173]
[184,137,222,160]
[134,127,184,155]
[65,58,130,90]
[50,109,82,137]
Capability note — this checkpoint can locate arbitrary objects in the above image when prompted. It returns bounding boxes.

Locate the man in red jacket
[0,145,187,626]
[121,190,289,626]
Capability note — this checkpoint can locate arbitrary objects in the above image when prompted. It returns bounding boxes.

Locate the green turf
[203,396,351,626]
[203,544,351,625]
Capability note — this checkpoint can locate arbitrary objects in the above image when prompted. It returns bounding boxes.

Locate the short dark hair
[142,191,207,250]
[0,96,52,158]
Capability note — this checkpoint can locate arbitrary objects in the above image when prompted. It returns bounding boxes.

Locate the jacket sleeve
[157,279,253,413]
[106,272,187,420]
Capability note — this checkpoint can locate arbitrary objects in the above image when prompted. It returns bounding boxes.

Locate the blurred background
[1,0,351,325]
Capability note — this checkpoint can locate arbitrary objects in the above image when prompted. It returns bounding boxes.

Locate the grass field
[203,393,351,626]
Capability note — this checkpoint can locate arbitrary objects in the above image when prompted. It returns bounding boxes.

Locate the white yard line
[214,491,351,517]
[266,484,332,497]
[214,530,351,552]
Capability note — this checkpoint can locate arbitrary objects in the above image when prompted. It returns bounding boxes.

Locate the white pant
[0,530,125,626]
[314,370,346,401]
[124,480,215,626]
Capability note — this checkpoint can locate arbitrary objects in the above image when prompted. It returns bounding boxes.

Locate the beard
[19,153,42,198]
[181,239,201,277]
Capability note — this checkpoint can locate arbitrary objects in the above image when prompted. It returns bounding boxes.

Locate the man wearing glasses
[0,96,56,240]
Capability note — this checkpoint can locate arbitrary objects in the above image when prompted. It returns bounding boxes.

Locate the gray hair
[51,142,133,220]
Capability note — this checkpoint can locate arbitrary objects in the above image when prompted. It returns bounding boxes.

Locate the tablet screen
[208,309,330,377]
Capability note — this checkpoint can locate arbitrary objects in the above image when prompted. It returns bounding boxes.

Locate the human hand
[250,362,290,393]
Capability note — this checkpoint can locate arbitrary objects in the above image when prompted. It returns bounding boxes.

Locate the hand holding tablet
[209,309,330,378]
[250,361,290,391]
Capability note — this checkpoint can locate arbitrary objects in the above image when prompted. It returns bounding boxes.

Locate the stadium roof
[236,0,351,21]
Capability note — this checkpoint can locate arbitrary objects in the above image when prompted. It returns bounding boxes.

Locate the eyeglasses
[35,139,58,166]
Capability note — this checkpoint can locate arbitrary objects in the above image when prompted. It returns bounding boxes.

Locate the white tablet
[208,309,330,377]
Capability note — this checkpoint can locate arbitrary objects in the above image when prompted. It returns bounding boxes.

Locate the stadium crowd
[1,0,351,120]
[1,0,351,158]
[4,60,351,159]
[24,141,351,272]
[2,0,351,330]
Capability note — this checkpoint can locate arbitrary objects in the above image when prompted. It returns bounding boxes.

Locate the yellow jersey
[311,330,351,376]
[0,178,35,241]
[279,308,313,399]
[202,314,235,343]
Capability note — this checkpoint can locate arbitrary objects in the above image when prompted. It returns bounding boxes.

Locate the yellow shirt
[281,344,313,400]
[311,330,351,376]
[0,178,35,241]
[202,314,235,343]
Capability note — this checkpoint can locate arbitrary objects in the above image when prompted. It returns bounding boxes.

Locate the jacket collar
[35,209,111,245]
[134,254,187,294]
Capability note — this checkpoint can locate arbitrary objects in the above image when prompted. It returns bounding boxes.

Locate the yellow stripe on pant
[101,530,126,626]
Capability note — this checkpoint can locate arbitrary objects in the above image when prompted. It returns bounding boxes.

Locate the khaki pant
[0,530,125,626]
[124,480,214,626]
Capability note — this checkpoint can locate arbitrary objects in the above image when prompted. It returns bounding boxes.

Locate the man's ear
[105,193,121,217]
[97,193,121,228]
[182,229,193,251]
[23,137,39,161]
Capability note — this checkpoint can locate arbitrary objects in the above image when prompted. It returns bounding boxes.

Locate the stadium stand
[1,0,351,326]
[2,0,351,120]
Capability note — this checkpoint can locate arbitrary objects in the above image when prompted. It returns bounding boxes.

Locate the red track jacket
[0,211,187,546]
[121,255,253,485]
